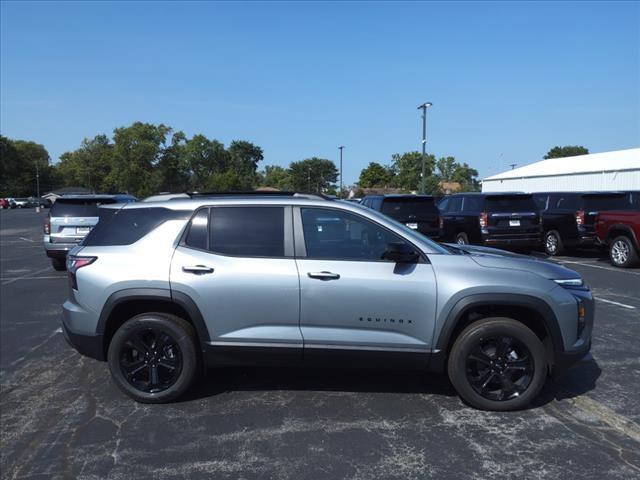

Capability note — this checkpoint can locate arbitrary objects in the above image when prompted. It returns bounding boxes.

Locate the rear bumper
[62,299,104,361]
[44,236,78,258]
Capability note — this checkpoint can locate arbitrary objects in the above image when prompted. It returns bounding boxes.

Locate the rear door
[49,198,115,246]
[582,193,633,232]
[169,205,302,363]
[484,195,540,236]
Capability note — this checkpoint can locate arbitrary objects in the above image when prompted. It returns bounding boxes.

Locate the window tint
[462,196,483,212]
[381,197,438,220]
[583,194,631,211]
[485,195,537,212]
[532,194,548,211]
[438,198,449,212]
[209,207,284,257]
[448,197,463,213]
[549,194,580,210]
[301,208,407,261]
[51,198,117,217]
[82,208,191,246]
[184,209,209,250]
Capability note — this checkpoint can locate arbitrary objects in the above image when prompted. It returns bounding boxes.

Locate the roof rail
[185,191,333,201]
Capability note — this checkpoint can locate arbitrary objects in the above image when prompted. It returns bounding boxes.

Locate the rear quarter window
[81,207,191,246]
[583,194,631,211]
[380,198,438,220]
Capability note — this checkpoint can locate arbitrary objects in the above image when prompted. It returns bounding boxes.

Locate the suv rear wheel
[447,317,546,411]
[544,230,564,256]
[455,232,469,245]
[610,235,640,268]
[107,313,199,403]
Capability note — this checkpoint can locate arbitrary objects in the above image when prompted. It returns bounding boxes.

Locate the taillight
[575,210,585,226]
[44,216,50,234]
[438,215,443,229]
[479,212,488,228]
[67,255,96,290]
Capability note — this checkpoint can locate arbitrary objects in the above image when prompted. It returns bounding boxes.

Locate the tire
[544,230,564,256]
[610,235,640,268]
[107,313,199,403]
[455,232,469,245]
[51,258,66,271]
[447,317,547,411]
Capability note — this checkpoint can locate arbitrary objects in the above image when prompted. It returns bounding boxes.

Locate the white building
[482,148,640,193]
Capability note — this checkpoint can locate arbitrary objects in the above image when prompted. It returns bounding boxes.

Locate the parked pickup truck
[595,211,640,268]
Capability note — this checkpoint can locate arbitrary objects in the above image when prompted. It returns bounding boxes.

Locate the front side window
[209,207,285,257]
[301,208,408,261]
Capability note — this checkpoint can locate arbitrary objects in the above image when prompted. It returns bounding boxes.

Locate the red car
[596,211,640,268]
[1,198,13,209]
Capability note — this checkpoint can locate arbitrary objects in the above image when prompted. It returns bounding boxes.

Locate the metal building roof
[483,148,640,181]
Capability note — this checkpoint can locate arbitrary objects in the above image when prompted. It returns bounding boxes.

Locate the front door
[294,207,437,366]
[170,205,302,364]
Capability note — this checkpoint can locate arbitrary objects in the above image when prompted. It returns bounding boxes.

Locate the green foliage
[544,145,589,159]
[358,162,394,188]
[436,156,480,192]
[288,157,338,192]
[390,151,436,192]
[0,136,56,196]
[260,165,292,190]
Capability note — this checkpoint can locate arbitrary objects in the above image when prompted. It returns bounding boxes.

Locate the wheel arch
[98,288,211,359]
[430,293,563,373]
[606,224,639,250]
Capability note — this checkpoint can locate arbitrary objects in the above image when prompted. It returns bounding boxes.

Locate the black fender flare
[430,293,564,372]
[97,288,211,347]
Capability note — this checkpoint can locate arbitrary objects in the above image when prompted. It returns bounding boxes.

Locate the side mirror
[382,242,420,263]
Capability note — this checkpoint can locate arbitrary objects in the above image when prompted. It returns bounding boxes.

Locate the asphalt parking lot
[1,208,639,480]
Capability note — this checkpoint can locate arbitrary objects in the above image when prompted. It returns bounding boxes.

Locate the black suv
[533,191,640,256]
[360,195,441,239]
[438,193,542,248]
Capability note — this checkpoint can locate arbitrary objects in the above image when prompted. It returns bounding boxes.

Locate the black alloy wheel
[465,334,534,401]
[119,328,183,394]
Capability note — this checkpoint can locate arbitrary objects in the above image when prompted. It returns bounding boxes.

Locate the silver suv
[44,194,136,270]
[62,193,594,410]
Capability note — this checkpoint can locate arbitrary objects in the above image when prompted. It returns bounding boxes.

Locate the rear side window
[583,194,630,211]
[82,207,191,246]
[462,196,483,212]
[485,195,537,212]
[209,207,285,257]
[184,209,209,250]
[381,198,438,220]
[447,197,463,213]
[549,194,580,210]
[50,198,116,217]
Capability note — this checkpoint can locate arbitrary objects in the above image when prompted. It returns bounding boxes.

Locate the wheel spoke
[126,334,150,355]
[496,336,512,357]
[480,371,496,390]
[468,348,493,366]
[499,372,519,400]
[505,358,529,371]
[158,357,178,370]
[149,365,159,386]
[124,360,147,377]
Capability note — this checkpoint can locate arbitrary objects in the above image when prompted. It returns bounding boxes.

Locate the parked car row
[1,197,51,208]
[360,191,640,268]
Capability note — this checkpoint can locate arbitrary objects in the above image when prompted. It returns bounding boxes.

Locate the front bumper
[552,341,591,377]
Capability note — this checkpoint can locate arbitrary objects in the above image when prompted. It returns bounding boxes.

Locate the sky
[1,1,639,185]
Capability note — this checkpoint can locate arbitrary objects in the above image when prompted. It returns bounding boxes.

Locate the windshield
[485,195,537,212]
[349,203,450,254]
[381,198,438,220]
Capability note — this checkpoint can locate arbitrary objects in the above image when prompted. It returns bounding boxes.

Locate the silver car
[61,193,594,410]
[43,194,136,270]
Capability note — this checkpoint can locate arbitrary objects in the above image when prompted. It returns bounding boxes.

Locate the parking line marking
[0,276,65,281]
[558,260,640,276]
[0,266,52,286]
[3,328,62,371]
[596,298,636,310]
[19,237,34,243]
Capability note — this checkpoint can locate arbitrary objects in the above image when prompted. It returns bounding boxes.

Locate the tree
[544,146,589,159]
[289,157,338,192]
[358,162,394,188]
[435,156,480,192]
[56,135,114,192]
[0,136,56,196]
[260,165,292,190]
[182,134,228,191]
[390,151,436,192]
[227,140,264,189]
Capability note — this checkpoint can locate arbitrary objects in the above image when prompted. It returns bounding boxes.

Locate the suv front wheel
[107,313,199,403]
[447,317,546,411]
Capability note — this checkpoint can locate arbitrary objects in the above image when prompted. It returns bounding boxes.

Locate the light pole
[417,101,433,194]
[338,146,345,196]
[35,160,41,213]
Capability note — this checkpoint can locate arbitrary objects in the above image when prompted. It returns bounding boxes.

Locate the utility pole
[510,163,517,170]
[417,102,433,194]
[307,168,311,192]
[338,146,345,197]
[35,161,41,213]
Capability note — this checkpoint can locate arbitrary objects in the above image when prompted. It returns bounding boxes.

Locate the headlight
[553,278,587,290]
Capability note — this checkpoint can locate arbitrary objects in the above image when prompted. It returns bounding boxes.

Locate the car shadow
[182,366,457,402]
[181,356,602,409]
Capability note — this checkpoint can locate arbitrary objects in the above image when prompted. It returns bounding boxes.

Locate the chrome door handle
[307,271,340,280]
[182,265,214,274]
